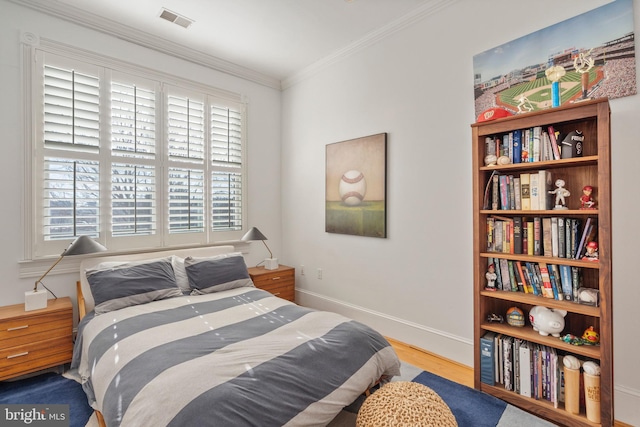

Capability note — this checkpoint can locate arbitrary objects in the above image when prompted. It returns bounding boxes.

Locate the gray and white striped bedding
[70,287,401,426]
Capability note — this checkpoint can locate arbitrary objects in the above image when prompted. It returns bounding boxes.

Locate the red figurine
[582,241,599,261]
[580,185,596,209]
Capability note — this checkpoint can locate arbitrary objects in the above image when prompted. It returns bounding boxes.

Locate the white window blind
[32,47,246,258]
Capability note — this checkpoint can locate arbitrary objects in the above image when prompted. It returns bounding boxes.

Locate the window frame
[25,39,248,260]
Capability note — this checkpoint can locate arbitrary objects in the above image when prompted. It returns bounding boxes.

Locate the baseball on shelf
[339,170,366,206]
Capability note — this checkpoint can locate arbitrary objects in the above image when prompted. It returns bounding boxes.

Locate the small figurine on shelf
[506,307,525,327]
[580,185,596,209]
[485,264,497,291]
[549,178,570,209]
[486,313,504,323]
[582,326,600,345]
[582,241,599,261]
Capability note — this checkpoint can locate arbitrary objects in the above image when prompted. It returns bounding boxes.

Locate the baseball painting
[326,133,386,238]
[473,0,635,118]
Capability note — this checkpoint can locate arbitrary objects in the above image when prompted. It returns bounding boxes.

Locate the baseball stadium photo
[473,0,636,118]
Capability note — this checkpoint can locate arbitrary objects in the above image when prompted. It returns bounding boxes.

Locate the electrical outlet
[317,268,322,279]
[301,265,305,275]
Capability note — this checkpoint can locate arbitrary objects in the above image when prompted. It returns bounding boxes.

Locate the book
[519,341,532,398]
[512,129,522,164]
[539,264,554,298]
[542,131,553,161]
[530,172,540,210]
[513,216,522,255]
[515,261,531,293]
[525,262,541,295]
[548,264,560,300]
[508,175,516,212]
[550,264,563,300]
[499,175,510,210]
[499,258,511,291]
[527,221,534,255]
[483,170,498,210]
[533,217,542,256]
[558,217,566,258]
[509,261,526,292]
[542,217,552,257]
[513,177,521,210]
[492,173,500,210]
[520,173,530,210]
[480,332,496,385]
[548,125,561,160]
[559,265,573,301]
[571,267,582,302]
[486,217,495,252]
[551,217,559,257]
[507,261,518,292]
[538,170,553,210]
[532,126,542,162]
[503,335,514,391]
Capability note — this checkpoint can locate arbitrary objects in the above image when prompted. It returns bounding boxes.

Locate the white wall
[281,0,640,424]
[0,0,282,314]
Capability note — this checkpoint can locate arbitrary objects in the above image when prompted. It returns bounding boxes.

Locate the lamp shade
[64,235,107,256]
[241,227,268,241]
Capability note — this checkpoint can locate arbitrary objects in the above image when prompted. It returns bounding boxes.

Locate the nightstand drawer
[0,337,73,380]
[0,312,72,343]
[248,265,296,302]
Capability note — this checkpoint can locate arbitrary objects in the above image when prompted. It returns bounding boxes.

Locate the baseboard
[295,289,473,367]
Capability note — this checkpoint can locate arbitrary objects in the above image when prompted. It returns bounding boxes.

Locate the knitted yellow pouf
[356,381,458,427]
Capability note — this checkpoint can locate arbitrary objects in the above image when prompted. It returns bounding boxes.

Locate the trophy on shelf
[545,65,566,108]
[574,49,595,101]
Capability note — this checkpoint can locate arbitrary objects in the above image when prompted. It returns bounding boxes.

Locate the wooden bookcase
[471,98,613,427]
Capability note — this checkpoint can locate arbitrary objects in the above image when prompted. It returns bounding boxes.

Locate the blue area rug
[0,373,92,427]
[0,366,555,427]
[404,365,555,427]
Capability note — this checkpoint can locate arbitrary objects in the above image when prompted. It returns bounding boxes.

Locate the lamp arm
[34,252,66,292]
[261,240,273,259]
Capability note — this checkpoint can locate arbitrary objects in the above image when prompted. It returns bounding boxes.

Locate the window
[30,47,246,258]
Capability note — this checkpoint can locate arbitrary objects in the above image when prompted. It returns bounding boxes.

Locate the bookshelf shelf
[471,98,613,427]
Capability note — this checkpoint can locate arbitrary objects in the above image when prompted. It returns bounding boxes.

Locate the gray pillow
[87,258,183,314]
[184,253,254,294]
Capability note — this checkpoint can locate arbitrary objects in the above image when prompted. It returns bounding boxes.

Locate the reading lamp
[241,227,278,270]
[26,235,107,311]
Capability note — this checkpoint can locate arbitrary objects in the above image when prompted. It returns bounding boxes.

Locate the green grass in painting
[325,201,385,238]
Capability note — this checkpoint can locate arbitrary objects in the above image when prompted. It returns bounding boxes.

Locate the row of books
[486,170,555,211]
[480,332,563,406]
[485,125,563,165]
[487,216,596,260]
[487,257,581,301]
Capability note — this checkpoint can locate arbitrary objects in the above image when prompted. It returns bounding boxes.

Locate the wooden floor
[387,337,631,427]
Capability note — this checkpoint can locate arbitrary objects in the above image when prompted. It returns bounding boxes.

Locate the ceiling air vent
[159,8,194,29]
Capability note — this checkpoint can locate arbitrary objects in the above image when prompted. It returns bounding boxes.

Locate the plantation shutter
[42,62,101,241]
[210,105,243,231]
[111,80,158,236]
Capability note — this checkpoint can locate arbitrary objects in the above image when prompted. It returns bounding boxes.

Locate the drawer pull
[271,277,281,280]
[7,325,29,331]
[7,352,29,359]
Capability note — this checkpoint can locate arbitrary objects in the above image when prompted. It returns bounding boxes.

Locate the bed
[68,245,401,426]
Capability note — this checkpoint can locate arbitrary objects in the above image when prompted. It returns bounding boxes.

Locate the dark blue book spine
[480,332,496,385]
[512,129,522,163]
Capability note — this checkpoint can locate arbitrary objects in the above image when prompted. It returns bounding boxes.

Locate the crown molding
[9,0,282,90]
[282,0,457,89]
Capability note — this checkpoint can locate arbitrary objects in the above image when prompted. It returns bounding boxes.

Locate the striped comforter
[70,287,401,426]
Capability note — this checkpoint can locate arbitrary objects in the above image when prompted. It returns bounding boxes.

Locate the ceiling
[14,0,452,88]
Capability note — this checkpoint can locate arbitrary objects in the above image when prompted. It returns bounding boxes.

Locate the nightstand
[248,265,295,302]
[0,297,73,380]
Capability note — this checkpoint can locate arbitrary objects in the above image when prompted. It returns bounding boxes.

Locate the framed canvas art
[325,133,387,238]
[473,0,636,118]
